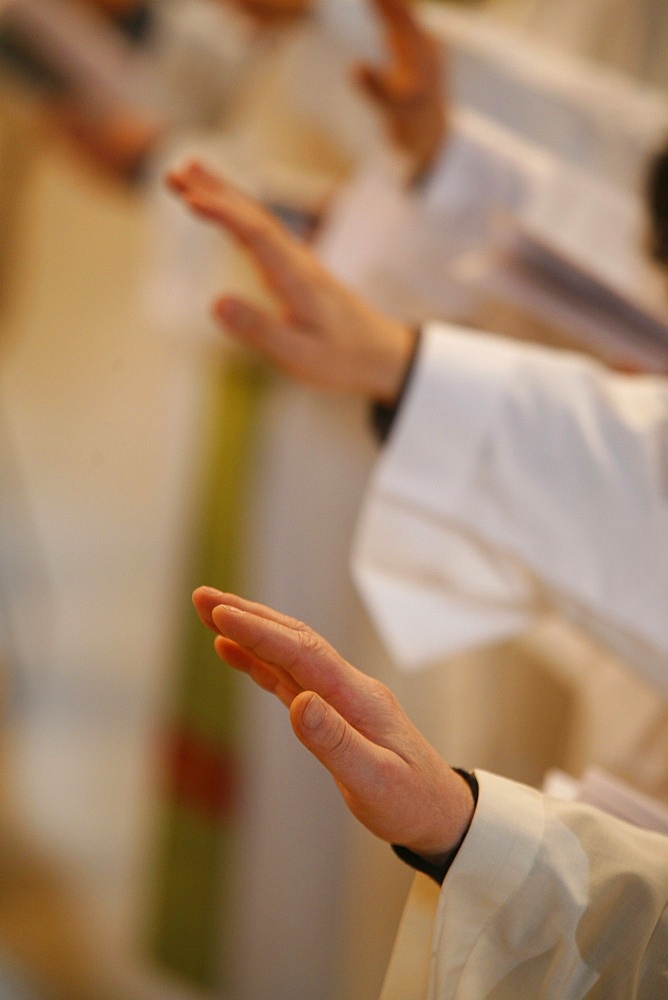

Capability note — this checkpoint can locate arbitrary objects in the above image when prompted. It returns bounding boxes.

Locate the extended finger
[290,691,382,787]
[166,160,224,196]
[354,63,394,103]
[168,164,322,314]
[198,593,407,741]
[210,602,365,710]
[214,635,302,708]
[193,587,306,632]
[372,0,425,60]
[373,0,429,51]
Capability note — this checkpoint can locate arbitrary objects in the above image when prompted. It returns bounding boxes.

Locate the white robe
[487,0,668,91]
[317,107,668,371]
[352,322,668,690]
[381,771,668,999]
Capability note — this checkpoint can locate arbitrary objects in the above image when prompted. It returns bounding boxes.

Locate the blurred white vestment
[487,0,668,91]
[422,0,668,190]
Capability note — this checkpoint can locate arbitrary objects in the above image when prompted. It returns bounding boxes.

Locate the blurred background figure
[0,1,390,996]
[0,1,256,997]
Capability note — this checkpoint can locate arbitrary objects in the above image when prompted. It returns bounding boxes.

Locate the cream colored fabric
[317,108,668,370]
[422,1,668,190]
[487,0,668,92]
[381,770,668,999]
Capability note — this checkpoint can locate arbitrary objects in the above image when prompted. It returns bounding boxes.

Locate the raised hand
[193,587,475,862]
[166,161,416,403]
[44,100,161,183]
[354,0,447,178]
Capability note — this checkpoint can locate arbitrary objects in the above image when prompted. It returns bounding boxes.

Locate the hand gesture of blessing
[193,588,475,863]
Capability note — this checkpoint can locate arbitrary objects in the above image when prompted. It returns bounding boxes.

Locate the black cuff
[391,769,479,886]
[370,327,423,443]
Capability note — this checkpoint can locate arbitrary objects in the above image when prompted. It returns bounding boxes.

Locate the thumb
[291,691,373,788]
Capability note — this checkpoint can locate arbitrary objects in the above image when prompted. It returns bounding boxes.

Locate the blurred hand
[166,160,416,403]
[44,100,161,183]
[355,0,447,178]
[193,588,475,861]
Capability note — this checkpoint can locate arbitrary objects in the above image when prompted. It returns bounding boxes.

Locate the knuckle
[295,624,323,659]
[250,632,274,661]
[367,676,398,710]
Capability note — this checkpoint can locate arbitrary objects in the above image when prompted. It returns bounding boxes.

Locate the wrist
[418,767,477,857]
[370,327,422,442]
[393,770,478,885]
[370,322,418,406]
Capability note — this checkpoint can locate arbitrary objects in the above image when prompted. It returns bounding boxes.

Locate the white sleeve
[381,773,668,1000]
[428,770,668,999]
[351,323,668,691]
[313,109,548,324]
[416,107,547,218]
[147,0,260,129]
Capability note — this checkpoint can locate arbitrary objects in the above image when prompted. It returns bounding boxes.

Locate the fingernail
[301,693,326,731]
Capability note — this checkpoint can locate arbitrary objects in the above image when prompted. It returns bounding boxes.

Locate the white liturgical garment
[352,324,668,693]
[380,770,668,1000]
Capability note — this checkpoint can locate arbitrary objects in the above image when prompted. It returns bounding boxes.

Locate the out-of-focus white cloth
[380,770,668,1000]
[142,0,386,339]
[421,1,668,191]
[353,323,668,691]
[317,108,668,368]
[487,0,668,92]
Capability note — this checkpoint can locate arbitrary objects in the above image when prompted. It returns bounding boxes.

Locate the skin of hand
[193,588,476,862]
[354,0,448,179]
[43,100,162,183]
[166,161,416,404]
